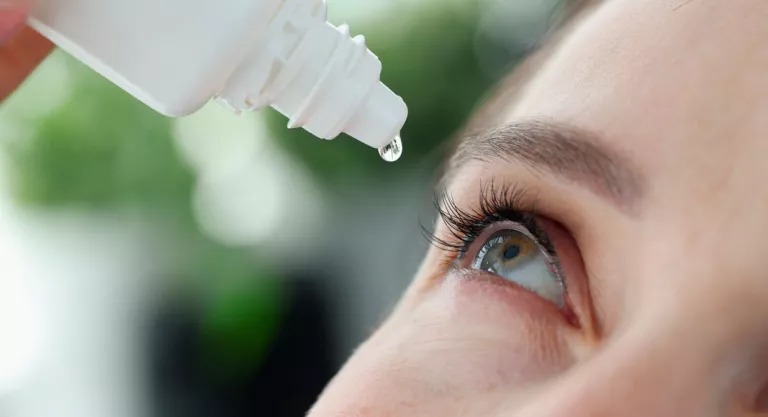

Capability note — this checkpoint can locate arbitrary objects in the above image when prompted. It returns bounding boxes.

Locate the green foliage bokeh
[8,60,195,213]
[4,59,284,377]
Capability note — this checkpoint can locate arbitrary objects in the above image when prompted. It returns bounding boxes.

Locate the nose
[517,317,752,417]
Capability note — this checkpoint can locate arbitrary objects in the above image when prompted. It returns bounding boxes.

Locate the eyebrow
[446,120,646,213]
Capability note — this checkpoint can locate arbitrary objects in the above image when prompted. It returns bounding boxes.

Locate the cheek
[400,280,573,387]
[310,281,575,416]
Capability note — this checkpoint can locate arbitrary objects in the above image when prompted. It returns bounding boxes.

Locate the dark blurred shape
[148,278,335,417]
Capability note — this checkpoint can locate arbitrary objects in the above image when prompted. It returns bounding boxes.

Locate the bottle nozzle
[217,1,407,154]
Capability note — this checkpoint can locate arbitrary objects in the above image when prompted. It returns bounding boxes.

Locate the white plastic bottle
[28,0,408,156]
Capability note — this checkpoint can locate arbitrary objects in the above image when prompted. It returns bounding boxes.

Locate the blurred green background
[0,1,559,416]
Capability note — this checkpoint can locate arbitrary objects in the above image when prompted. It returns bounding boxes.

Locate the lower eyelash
[422,181,556,260]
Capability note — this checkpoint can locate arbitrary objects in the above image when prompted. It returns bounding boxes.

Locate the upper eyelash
[422,181,556,260]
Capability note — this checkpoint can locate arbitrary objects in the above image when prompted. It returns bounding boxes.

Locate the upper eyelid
[456,220,547,266]
[425,182,536,254]
[427,211,557,272]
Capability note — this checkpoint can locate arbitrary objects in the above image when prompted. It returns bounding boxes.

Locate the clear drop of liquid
[378,135,403,162]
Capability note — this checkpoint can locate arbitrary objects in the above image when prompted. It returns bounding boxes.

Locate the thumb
[0,0,53,101]
[0,0,33,44]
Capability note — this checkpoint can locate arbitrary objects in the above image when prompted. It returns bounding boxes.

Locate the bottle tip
[378,135,403,163]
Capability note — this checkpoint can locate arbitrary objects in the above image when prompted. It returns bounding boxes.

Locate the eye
[468,228,565,308]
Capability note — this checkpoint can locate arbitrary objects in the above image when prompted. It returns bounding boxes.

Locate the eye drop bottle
[28,0,408,154]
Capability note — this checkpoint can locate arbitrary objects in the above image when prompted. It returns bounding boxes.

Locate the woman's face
[311,1,768,415]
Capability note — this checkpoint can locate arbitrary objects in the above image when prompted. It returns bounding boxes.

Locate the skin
[309,0,768,416]
[0,0,53,101]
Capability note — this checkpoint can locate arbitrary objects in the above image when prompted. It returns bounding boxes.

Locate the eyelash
[424,181,558,264]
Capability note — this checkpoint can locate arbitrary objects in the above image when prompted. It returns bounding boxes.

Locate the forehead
[507,0,768,191]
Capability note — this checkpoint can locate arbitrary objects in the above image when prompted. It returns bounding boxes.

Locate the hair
[459,0,604,134]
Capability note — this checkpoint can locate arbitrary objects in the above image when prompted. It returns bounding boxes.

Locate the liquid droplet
[378,135,403,162]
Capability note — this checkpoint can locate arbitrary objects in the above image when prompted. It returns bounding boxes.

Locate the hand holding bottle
[0,0,53,101]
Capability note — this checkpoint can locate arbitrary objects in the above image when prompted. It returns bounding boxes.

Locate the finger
[0,0,33,42]
[0,0,53,102]
[0,11,27,43]
[0,24,54,101]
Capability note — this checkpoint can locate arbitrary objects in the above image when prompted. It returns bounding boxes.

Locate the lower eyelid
[443,268,577,327]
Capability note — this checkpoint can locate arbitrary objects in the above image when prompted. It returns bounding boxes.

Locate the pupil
[503,244,521,260]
